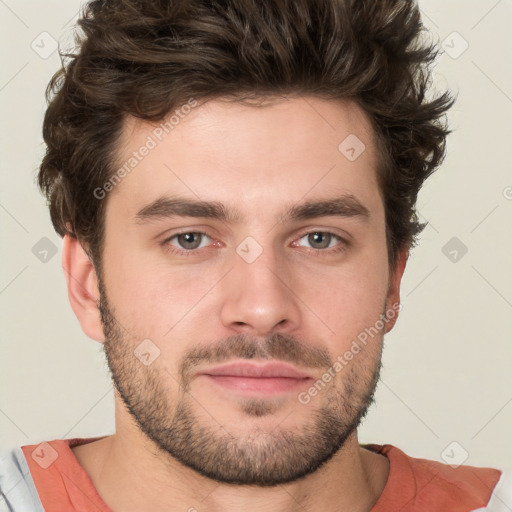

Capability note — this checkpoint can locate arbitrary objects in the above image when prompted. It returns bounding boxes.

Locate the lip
[197,361,313,395]
[198,361,312,379]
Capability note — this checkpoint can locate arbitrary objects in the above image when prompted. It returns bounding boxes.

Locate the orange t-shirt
[15,438,502,511]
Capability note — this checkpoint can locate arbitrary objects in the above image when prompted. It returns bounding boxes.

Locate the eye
[163,231,213,255]
[161,229,349,257]
[292,231,348,255]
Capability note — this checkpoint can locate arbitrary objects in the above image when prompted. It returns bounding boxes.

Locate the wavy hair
[38,0,455,272]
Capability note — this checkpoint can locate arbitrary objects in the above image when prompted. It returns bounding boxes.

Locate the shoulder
[1,437,105,512]
[364,443,506,511]
[391,444,501,496]
[0,445,45,512]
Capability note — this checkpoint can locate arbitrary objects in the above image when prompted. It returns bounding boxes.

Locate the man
[0,0,510,510]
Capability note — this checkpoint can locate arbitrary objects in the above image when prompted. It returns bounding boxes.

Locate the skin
[64,96,408,512]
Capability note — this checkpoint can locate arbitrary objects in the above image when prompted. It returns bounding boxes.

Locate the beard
[99,280,384,487]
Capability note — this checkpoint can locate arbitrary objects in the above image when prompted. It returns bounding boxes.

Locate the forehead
[109,96,382,221]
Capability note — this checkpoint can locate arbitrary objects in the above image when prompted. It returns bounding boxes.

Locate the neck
[72,412,389,512]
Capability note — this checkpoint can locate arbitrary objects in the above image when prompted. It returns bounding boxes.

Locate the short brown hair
[38,0,455,272]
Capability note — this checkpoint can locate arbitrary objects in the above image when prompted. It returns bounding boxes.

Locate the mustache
[179,332,332,386]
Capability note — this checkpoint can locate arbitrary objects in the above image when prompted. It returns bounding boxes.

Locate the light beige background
[1,0,511,470]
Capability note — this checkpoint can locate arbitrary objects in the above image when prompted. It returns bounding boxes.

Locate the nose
[219,241,302,337]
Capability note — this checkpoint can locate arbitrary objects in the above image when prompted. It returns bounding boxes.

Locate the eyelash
[161,229,349,257]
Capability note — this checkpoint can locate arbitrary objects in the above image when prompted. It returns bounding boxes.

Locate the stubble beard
[99,283,384,486]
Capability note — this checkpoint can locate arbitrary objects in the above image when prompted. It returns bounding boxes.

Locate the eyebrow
[134,194,370,225]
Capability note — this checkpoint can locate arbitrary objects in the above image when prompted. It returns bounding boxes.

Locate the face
[97,96,402,486]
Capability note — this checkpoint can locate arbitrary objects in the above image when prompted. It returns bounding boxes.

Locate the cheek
[102,246,217,339]
[309,276,388,358]
[300,247,389,337]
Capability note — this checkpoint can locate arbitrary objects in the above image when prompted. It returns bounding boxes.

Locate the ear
[384,247,409,333]
[62,233,105,342]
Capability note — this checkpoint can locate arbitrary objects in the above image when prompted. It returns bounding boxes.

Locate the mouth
[196,361,314,395]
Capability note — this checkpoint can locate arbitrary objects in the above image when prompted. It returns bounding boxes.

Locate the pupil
[181,233,199,248]
[310,232,329,248]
